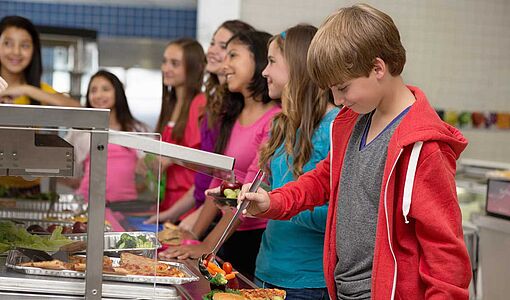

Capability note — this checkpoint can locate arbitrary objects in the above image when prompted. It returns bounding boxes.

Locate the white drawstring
[402,141,423,224]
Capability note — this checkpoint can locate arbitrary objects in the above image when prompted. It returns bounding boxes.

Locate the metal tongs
[198,169,266,279]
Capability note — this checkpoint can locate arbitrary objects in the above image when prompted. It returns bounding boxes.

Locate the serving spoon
[198,170,265,280]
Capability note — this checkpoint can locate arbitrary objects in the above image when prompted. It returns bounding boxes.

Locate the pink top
[78,144,138,203]
[210,105,281,231]
[161,93,207,212]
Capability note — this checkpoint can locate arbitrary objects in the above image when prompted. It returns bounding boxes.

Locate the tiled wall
[0,0,196,39]
[240,0,510,164]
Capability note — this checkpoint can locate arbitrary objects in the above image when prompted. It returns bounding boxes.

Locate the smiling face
[88,76,116,110]
[262,40,289,100]
[206,27,233,75]
[223,42,255,95]
[161,44,186,88]
[0,26,34,76]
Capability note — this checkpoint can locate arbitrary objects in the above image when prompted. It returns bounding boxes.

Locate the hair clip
[280,31,286,39]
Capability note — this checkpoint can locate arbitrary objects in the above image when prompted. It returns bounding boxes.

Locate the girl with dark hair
[152,38,207,214]
[0,16,79,106]
[145,20,254,226]
[0,16,80,198]
[63,70,148,208]
[254,24,338,300]
[159,31,281,280]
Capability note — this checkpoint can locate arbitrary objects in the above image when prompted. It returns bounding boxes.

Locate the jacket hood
[394,86,468,159]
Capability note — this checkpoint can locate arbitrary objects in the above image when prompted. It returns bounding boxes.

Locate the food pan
[5,250,199,285]
[68,232,160,258]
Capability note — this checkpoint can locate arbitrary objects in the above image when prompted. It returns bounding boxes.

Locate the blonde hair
[307,3,406,89]
[259,24,329,178]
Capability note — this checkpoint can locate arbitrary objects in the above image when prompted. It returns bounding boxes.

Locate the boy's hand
[238,183,270,216]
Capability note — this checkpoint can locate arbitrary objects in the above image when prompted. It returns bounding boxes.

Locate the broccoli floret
[209,273,228,286]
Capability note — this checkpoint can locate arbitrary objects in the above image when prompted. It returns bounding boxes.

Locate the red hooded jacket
[260,86,472,299]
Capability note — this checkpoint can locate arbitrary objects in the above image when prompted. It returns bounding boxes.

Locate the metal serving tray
[68,232,161,258]
[0,209,75,220]
[6,250,199,285]
[0,194,86,214]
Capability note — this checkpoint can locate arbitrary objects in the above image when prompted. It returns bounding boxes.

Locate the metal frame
[0,104,109,300]
[0,104,236,299]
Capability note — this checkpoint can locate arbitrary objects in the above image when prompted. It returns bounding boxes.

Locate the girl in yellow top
[0,16,79,107]
[0,16,80,196]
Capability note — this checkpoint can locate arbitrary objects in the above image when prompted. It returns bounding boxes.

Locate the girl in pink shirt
[74,70,148,202]
[160,31,281,279]
[153,38,207,215]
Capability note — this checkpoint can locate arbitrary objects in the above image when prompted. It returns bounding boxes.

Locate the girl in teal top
[256,25,339,299]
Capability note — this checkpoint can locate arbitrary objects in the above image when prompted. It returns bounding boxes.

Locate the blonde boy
[241,4,472,299]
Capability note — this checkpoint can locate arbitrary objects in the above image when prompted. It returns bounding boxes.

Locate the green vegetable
[115,233,153,249]
[0,221,73,253]
[209,273,228,286]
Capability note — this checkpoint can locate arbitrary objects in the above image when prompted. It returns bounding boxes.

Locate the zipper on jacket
[383,148,403,300]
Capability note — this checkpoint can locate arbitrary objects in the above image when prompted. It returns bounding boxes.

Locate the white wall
[196,0,241,48]
[198,0,510,164]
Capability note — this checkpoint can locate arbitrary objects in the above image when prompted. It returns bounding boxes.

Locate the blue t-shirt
[255,108,339,288]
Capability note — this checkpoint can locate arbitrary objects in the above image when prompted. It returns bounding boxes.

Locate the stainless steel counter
[0,256,257,300]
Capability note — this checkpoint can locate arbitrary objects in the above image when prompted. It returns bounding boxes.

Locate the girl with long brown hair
[154,38,207,213]
[144,20,254,226]
[255,25,338,299]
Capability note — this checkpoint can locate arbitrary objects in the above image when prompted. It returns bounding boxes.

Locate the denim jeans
[254,277,329,300]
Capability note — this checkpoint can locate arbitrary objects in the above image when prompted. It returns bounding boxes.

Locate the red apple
[220,180,242,195]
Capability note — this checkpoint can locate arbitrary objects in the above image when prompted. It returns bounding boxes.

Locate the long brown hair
[156,38,206,141]
[204,20,254,129]
[259,24,329,178]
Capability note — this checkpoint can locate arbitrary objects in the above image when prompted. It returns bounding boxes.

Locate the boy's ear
[373,57,387,79]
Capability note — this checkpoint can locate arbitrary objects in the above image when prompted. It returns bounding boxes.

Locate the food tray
[210,192,237,207]
[68,232,161,258]
[5,250,199,285]
[10,218,113,232]
[0,209,75,220]
[0,194,86,214]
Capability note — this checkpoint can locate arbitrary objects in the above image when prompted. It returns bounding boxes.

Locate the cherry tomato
[222,262,233,274]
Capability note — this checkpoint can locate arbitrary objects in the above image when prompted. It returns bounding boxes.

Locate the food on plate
[115,233,153,249]
[203,260,239,289]
[203,288,286,300]
[0,221,73,253]
[158,222,182,246]
[119,252,187,277]
[239,289,286,300]
[17,252,187,277]
[26,224,47,234]
[220,180,242,199]
[72,221,87,233]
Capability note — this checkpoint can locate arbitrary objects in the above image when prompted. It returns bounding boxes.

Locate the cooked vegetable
[115,233,153,249]
[222,262,233,274]
[209,273,228,286]
[208,261,226,275]
[225,273,236,280]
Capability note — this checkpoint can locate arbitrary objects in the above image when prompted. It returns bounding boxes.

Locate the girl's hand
[0,76,8,92]
[0,85,28,100]
[158,243,210,260]
[238,183,271,216]
[143,214,159,224]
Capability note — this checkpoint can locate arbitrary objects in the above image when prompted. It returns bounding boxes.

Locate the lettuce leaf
[0,221,73,253]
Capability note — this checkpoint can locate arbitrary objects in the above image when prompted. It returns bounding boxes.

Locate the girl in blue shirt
[256,24,339,300]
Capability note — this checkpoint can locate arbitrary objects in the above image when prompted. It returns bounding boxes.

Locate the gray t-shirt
[335,111,405,300]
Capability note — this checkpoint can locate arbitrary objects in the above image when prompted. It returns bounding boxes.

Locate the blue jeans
[254,277,329,300]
